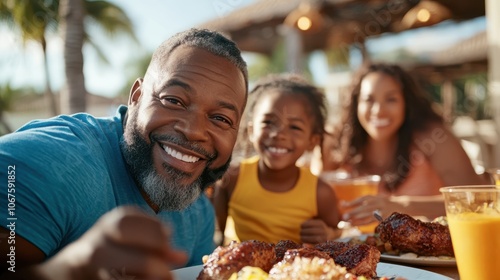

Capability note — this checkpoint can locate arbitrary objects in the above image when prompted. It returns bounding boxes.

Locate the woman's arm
[415,123,489,186]
[388,195,446,219]
[343,194,446,227]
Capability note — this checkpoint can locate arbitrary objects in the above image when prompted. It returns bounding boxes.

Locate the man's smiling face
[122,46,246,211]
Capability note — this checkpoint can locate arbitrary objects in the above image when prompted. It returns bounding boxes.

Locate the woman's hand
[341,195,396,227]
[30,206,188,280]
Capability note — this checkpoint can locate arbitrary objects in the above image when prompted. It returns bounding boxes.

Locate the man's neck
[139,188,160,214]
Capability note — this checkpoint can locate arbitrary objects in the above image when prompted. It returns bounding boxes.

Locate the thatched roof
[410,30,487,82]
[429,30,487,66]
[200,0,485,54]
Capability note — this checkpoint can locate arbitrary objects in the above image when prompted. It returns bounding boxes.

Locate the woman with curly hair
[317,63,489,225]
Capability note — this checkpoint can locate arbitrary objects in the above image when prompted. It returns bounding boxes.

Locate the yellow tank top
[228,156,318,244]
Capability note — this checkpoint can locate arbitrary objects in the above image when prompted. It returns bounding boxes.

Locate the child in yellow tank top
[212,73,342,245]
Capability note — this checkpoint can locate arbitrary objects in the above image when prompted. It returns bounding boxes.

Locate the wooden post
[441,79,455,126]
[486,0,500,166]
[281,25,304,74]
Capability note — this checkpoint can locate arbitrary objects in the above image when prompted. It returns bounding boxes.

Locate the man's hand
[18,206,188,280]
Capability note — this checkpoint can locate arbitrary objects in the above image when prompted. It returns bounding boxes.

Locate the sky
[0,1,486,98]
[0,0,255,98]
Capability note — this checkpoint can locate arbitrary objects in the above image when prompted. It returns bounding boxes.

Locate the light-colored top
[379,149,444,196]
[0,106,215,266]
[228,156,318,243]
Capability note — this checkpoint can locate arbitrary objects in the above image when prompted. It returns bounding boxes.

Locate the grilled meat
[314,240,352,258]
[274,239,302,262]
[199,239,381,279]
[333,243,380,277]
[315,241,380,278]
[197,240,275,280]
[375,212,454,257]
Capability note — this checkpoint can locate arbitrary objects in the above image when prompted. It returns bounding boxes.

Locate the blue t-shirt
[0,106,215,267]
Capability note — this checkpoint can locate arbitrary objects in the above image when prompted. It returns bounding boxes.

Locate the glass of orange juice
[440,186,500,280]
[320,171,381,234]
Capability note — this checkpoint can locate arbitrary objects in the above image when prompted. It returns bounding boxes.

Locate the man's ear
[307,134,321,151]
[128,78,144,106]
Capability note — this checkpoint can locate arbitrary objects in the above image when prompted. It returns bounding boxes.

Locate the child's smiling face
[248,90,320,170]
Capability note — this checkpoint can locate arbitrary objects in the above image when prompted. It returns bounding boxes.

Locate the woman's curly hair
[332,63,443,191]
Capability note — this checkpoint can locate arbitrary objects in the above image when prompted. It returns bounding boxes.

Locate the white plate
[172,265,202,280]
[336,235,456,267]
[380,253,456,267]
[172,262,452,280]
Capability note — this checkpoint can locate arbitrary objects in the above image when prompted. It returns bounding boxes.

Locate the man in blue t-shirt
[0,28,248,279]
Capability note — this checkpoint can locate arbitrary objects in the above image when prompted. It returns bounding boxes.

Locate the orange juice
[447,212,500,280]
[441,186,500,280]
[328,175,380,233]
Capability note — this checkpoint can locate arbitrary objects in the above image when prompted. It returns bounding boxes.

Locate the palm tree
[0,83,18,135]
[1,0,137,115]
[1,0,60,116]
[59,0,85,114]
[59,0,137,113]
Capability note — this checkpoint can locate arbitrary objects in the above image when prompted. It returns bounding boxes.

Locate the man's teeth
[268,147,287,154]
[163,145,200,163]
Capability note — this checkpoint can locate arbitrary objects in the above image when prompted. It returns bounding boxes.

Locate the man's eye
[161,97,183,106]
[213,115,232,125]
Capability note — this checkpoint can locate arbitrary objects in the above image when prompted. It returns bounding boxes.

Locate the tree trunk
[41,38,59,116]
[59,0,87,114]
[0,114,12,134]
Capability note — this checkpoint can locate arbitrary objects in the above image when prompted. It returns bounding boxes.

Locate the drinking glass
[440,186,500,280]
[320,171,381,234]
[486,168,500,185]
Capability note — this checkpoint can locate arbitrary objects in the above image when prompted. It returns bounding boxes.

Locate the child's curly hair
[233,73,328,160]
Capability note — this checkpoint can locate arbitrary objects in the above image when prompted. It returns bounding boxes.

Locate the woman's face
[357,72,406,142]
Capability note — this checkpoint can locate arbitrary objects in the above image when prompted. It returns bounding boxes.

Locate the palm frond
[85,0,138,43]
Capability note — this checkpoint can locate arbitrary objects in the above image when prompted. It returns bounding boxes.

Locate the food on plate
[347,234,399,256]
[314,241,380,277]
[281,247,332,262]
[269,256,350,280]
[375,212,454,257]
[432,216,448,226]
[228,266,269,280]
[274,239,302,262]
[197,239,381,280]
[197,240,275,280]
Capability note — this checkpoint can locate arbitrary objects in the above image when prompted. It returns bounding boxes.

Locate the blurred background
[1,0,499,168]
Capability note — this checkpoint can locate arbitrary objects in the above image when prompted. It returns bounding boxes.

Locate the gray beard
[120,110,230,211]
[140,163,202,211]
